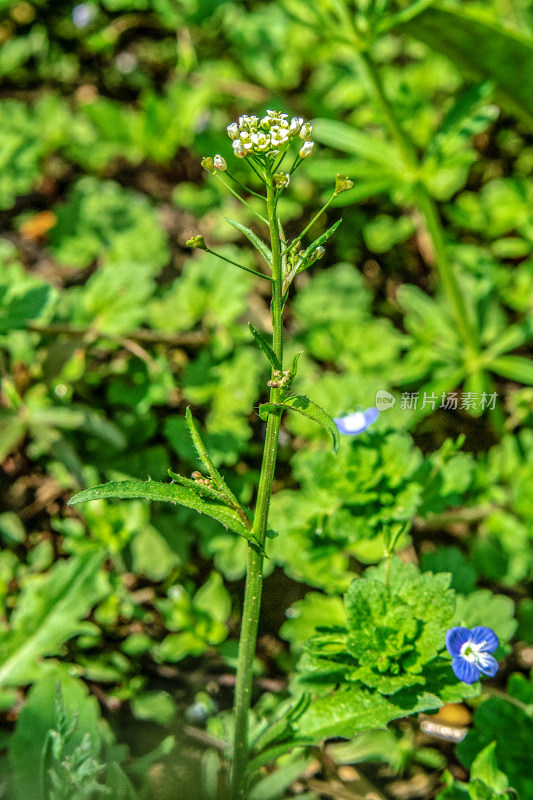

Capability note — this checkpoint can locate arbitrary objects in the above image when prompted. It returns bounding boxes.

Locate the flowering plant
[69,110,504,800]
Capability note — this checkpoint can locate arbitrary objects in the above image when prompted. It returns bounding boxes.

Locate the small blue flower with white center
[334,407,378,436]
[446,626,499,684]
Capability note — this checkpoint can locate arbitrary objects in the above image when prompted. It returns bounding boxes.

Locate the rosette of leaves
[298,560,455,695]
[269,432,476,590]
[286,560,492,744]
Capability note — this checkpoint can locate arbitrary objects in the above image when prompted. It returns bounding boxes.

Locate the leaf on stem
[248,323,282,371]
[259,394,339,454]
[226,218,272,267]
[68,479,261,549]
[167,469,228,504]
[185,408,246,512]
[300,219,342,264]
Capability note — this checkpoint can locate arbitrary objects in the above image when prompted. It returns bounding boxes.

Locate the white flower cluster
[227,110,314,159]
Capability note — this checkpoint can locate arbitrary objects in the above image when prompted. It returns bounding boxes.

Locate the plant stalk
[359,49,479,354]
[230,176,284,800]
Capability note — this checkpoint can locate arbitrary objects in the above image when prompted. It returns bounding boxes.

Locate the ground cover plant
[1,0,533,798]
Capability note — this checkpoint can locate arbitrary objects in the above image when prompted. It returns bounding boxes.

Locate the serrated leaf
[259,395,339,454]
[400,5,533,129]
[68,479,259,548]
[249,323,282,371]
[225,217,272,266]
[294,685,442,742]
[491,355,533,385]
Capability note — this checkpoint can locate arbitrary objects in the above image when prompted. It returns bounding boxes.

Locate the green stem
[215,174,269,225]
[205,248,273,281]
[281,193,336,257]
[359,49,479,354]
[230,176,284,800]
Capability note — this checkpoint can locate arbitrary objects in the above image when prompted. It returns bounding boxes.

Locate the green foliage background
[1,0,533,797]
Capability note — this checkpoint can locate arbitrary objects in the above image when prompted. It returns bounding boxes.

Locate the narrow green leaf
[312,119,401,165]
[68,479,259,547]
[167,469,228,504]
[429,81,495,150]
[0,414,25,462]
[226,218,272,266]
[185,408,242,508]
[246,740,314,777]
[249,323,282,371]
[400,5,533,129]
[378,0,437,33]
[485,316,533,359]
[259,395,339,454]
[300,219,342,265]
[491,355,533,385]
[288,351,302,381]
[248,756,314,800]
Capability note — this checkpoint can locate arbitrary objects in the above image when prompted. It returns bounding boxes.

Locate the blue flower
[446,626,499,684]
[334,407,378,436]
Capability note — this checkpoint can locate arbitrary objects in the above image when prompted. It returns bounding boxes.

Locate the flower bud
[290,116,303,134]
[274,172,290,189]
[226,122,239,140]
[299,140,314,158]
[186,235,207,250]
[213,154,227,171]
[307,245,325,265]
[201,156,215,173]
[335,174,355,194]
[299,122,312,140]
[232,140,247,158]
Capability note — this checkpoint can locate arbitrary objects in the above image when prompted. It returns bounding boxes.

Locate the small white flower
[227,122,239,140]
[270,126,289,147]
[299,140,314,158]
[213,154,227,170]
[232,140,247,158]
[290,117,304,134]
[252,132,270,151]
